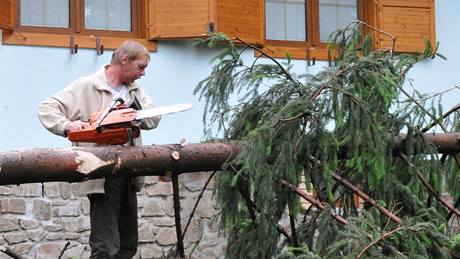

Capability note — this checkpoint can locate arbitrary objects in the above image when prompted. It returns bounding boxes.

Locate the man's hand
[66,121,90,133]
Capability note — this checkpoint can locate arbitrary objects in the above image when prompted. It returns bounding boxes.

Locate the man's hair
[111,40,150,64]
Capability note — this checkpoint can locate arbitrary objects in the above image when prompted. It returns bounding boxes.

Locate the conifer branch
[289,212,300,248]
[398,85,460,172]
[279,179,348,225]
[356,226,403,259]
[354,20,396,55]
[333,174,401,224]
[229,166,293,242]
[422,102,460,133]
[399,152,460,217]
[236,177,258,228]
[233,37,304,88]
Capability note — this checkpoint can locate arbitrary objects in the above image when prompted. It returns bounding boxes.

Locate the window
[84,0,132,32]
[266,0,307,42]
[20,0,69,28]
[17,0,138,37]
[265,0,359,48]
[2,0,155,51]
[319,0,358,42]
[262,0,436,59]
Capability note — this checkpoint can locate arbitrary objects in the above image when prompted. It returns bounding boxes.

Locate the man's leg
[88,176,127,258]
[114,184,139,259]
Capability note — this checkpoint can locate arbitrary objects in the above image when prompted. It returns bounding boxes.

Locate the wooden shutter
[147,0,211,39]
[376,0,436,52]
[0,0,13,30]
[215,0,264,45]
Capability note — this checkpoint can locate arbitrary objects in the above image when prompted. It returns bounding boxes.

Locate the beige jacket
[38,65,160,195]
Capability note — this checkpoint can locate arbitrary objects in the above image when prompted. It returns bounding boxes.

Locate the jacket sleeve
[137,88,161,130]
[37,83,83,137]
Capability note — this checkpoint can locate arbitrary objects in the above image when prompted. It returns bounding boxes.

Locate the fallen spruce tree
[191,23,460,258]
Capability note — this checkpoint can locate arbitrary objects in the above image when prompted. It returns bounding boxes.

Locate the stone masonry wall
[0,172,226,259]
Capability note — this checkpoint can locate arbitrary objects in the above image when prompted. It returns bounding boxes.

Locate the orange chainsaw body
[67,107,140,145]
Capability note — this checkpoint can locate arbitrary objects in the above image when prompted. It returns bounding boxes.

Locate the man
[38,40,160,258]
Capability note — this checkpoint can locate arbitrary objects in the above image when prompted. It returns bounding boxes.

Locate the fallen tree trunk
[1,133,460,185]
[0,142,239,185]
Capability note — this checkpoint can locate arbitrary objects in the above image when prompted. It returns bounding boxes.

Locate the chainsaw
[67,97,192,145]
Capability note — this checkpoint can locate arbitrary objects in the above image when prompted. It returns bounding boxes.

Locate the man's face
[122,55,149,84]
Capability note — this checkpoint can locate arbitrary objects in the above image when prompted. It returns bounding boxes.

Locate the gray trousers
[88,175,138,259]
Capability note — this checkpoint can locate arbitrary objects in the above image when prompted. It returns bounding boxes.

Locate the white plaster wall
[0,0,459,150]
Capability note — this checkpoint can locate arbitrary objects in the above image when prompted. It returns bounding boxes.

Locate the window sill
[1,31,157,52]
[255,45,333,61]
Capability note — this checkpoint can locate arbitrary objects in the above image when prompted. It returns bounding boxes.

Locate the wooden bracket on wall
[306,48,315,66]
[70,35,78,55]
[96,37,104,56]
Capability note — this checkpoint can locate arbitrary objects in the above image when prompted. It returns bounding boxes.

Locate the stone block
[181,196,199,216]
[140,244,163,259]
[20,218,39,230]
[59,182,72,199]
[196,191,218,218]
[4,231,27,244]
[59,205,80,217]
[138,223,158,243]
[27,230,46,242]
[164,196,175,217]
[152,217,175,227]
[0,198,25,214]
[183,218,202,244]
[51,199,68,206]
[51,207,59,218]
[43,219,63,232]
[145,182,173,197]
[10,242,33,257]
[63,232,81,240]
[144,176,159,185]
[46,232,62,240]
[32,199,51,220]
[61,217,90,233]
[44,182,60,198]
[36,242,65,259]
[155,228,177,246]
[180,172,211,192]
[80,197,90,215]
[0,218,19,232]
[0,186,13,196]
[142,200,165,217]
[80,232,90,244]
[13,183,42,197]
[137,196,145,208]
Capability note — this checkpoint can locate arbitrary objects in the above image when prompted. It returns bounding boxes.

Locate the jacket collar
[93,64,140,92]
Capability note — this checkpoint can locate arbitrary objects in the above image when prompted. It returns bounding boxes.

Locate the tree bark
[1,132,460,185]
[0,142,239,185]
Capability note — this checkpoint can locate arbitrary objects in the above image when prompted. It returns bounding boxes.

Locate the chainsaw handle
[95,98,125,129]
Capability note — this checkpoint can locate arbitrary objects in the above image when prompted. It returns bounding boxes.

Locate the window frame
[15,0,76,35]
[264,0,315,49]
[262,0,366,60]
[76,0,140,38]
[16,0,139,37]
[3,0,155,51]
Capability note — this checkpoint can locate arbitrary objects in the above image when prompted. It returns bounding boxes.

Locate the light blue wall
[1,0,459,150]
